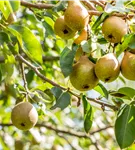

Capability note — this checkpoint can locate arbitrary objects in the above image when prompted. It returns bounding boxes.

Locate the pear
[54,16,76,39]
[121,51,135,80]
[102,16,128,43]
[11,102,38,130]
[74,27,88,44]
[64,0,89,31]
[70,56,99,91]
[95,53,120,82]
[15,140,24,150]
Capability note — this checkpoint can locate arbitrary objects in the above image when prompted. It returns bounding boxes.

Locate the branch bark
[0,55,59,63]
[21,1,54,9]
[0,123,112,138]
[16,54,118,111]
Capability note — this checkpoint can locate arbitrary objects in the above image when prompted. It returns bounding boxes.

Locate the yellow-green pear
[102,16,128,43]
[64,0,89,31]
[70,56,99,91]
[11,102,38,131]
[121,51,135,80]
[95,53,120,82]
[54,16,76,39]
[15,140,24,150]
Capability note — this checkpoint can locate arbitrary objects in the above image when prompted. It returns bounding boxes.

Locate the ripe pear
[121,51,135,80]
[15,140,24,150]
[70,56,99,91]
[95,53,120,82]
[102,16,128,43]
[11,102,38,131]
[54,16,76,39]
[64,0,89,31]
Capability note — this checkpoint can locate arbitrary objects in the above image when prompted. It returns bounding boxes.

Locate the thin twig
[90,0,105,9]
[58,134,78,150]
[91,135,101,150]
[88,10,102,16]
[99,0,107,4]
[0,123,113,138]
[20,62,29,101]
[0,55,59,63]
[82,0,97,11]
[16,54,118,111]
[21,1,54,9]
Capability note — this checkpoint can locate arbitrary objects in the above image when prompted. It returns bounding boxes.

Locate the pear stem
[20,62,29,102]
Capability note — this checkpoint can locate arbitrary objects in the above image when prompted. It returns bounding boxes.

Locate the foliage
[0,0,135,150]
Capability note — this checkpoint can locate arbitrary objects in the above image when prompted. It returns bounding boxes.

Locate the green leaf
[0,32,11,45]
[81,39,92,53]
[115,104,135,149]
[33,90,53,103]
[8,25,43,64]
[82,95,93,133]
[116,33,134,57]
[110,87,135,100]
[0,1,13,19]
[128,34,135,49]
[9,1,20,12]
[92,12,109,32]
[51,92,71,110]
[105,2,128,13]
[43,17,55,37]
[51,86,63,99]
[94,83,108,99]
[52,1,67,12]
[26,70,34,85]
[0,67,2,82]
[60,45,78,77]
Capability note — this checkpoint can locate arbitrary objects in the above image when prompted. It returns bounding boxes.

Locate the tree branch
[82,0,97,11]
[0,123,112,138]
[21,1,54,9]
[90,0,105,9]
[20,62,29,101]
[16,54,118,111]
[0,55,59,63]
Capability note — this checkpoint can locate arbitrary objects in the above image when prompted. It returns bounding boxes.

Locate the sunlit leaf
[51,92,71,110]
[92,12,109,32]
[52,1,67,12]
[115,104,135,149]
[9,1,20,12]
[110,87,135,100]
[60,45,78,77]
[8,25,43,64]
[94,83,108,99]
[82,95,93,133]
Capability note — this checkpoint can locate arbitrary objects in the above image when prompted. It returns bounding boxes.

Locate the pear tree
[1,0,135,150]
